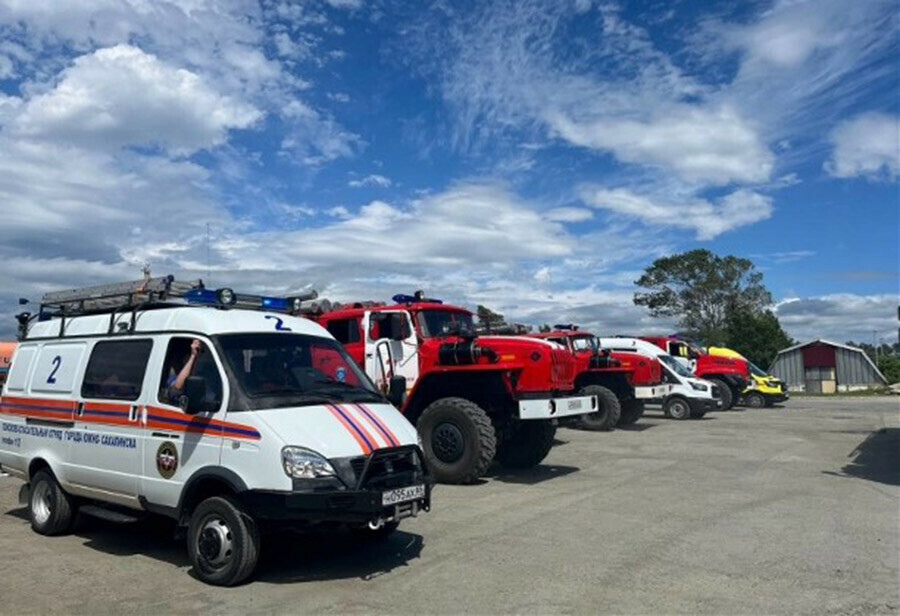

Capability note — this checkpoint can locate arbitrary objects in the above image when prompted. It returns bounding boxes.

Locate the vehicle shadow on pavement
[255,529,424,584]
[828,428,900,486]
[486,463,579,485]
[3,507,426,584]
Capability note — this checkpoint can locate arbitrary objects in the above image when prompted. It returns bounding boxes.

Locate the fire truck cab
[312,293,596,484]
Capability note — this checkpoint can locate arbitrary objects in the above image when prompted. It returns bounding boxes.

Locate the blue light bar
[184,288,219,305]
[260,296,290,311]
[393,293,442,304]
[554,323,578,331]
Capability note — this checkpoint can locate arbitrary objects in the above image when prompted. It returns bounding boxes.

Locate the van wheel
[578,385,620,431]
[29,470,75,536]
[495,421,555,468]
[708,378,733,410]
[664,397,692,420]
[745,392,766,408]
[188,496,260,586]
[418,397,496,484]
[618,399,645,426]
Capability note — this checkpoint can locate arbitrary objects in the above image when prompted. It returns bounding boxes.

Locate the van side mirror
[180,376,208,414]
[387,375,406,408]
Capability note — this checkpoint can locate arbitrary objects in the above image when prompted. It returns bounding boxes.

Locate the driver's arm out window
[157,337,224,411]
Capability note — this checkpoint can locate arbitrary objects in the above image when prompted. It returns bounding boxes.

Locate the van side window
[81,340,152,401]
[326,318,360,344]
[158,338,223,410]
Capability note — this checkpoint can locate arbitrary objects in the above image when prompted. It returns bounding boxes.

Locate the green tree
[634,249,773,344]
[724,309,794,369]
[476,305,505,332]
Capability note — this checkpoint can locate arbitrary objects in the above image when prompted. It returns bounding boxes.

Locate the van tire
[188,496,260,586]
[744,391,766,408]
[28,470,75,536]
[495,421,556,468]
[418,397,496,484]
[618,399,645,426]
[664,396,692,420]
[578,385,620,431]
[708,378,733,410]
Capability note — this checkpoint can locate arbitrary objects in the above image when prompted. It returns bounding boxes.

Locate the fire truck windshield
[418,309,475,338]
[571,335,599,353]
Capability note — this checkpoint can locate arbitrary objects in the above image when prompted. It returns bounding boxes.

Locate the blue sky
[0,0,897,344]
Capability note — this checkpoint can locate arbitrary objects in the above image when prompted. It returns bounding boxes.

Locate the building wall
[771,343,885,393]
[771,349,805,390]
[835,346,883,390]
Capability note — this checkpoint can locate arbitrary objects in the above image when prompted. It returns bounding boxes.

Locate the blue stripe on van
[145,413,260,438]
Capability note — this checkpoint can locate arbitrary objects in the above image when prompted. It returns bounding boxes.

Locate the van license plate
[382,484,425,506]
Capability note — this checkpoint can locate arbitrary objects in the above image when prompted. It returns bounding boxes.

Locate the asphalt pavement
[0,396,897,614]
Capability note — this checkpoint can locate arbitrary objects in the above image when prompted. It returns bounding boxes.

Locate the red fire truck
[530,327,667,429]
[310,293,597,484]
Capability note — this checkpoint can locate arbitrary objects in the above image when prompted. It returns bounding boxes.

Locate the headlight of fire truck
[282,446,336,479]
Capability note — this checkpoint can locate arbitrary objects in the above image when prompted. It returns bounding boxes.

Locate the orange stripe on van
[327,404,372,454]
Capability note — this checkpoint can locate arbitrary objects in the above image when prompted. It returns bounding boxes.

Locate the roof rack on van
[17,274,318,340]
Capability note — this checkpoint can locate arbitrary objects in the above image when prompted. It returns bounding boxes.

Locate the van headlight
[690,382,708,392]
[281,446,336,479]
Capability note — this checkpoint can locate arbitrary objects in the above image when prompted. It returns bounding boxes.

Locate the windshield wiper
[306,381,384,402]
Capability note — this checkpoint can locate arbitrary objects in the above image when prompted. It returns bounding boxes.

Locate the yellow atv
[707,347,789,408]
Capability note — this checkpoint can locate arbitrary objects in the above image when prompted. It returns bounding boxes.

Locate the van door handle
[75,402,84,417]
[128,405,140,422]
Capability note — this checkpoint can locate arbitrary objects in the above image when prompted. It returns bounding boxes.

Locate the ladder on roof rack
[40,275,201,314]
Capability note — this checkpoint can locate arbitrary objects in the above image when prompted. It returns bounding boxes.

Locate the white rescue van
[598,338,723,419]
[0,276,431,586]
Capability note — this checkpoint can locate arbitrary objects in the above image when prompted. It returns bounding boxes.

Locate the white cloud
[547,104,773,185]
[580,186,773,240]
[825,112,899,180]
[545,206,593,223]
[349,173,392,188]
[775,294,900,343]
[324,0,362,9]
[10,45,261,153]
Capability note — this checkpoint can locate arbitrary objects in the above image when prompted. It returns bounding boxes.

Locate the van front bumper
[238,485,431,524]
[688,397,721,415]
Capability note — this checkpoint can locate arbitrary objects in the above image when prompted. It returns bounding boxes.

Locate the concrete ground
[0,397,898,614]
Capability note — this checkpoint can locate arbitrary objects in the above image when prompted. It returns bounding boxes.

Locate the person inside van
[161,339,201,404]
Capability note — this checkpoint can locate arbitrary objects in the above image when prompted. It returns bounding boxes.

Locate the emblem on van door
[156,441,179,479]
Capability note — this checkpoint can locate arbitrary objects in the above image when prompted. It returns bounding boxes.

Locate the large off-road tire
[744,391,766,409]
[578,385,621,431]
[188,496,260,587]
[28,470,75,536]
[707,378,733,410]
[663,396,692,420]
[618,399,645,426]
[418,397,497,484]
[495,421,556,469]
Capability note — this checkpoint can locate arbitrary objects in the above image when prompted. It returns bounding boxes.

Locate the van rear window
[81,340,153,401]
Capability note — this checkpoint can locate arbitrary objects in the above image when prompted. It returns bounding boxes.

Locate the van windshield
[659,354,694,378]
[747,361,768,377]
[217,333,382,410]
